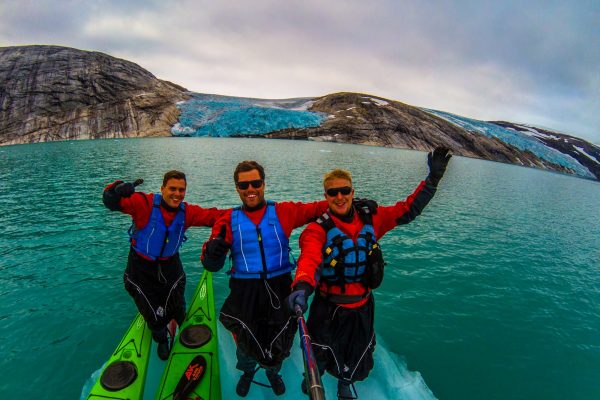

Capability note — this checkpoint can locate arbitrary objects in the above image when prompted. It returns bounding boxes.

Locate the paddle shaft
[296,306,325,400]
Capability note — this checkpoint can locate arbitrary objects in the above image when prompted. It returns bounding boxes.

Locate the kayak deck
[85,271,221,400]
[154,270,221,399]
[86,313,152,399]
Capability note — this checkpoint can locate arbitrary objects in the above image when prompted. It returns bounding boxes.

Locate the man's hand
[114,179,144,198]
[353,198,378,215]
[205,226,230,259]
[285,282,313,315]
[427,147,452,186]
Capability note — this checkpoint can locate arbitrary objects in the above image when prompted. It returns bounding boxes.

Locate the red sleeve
[119,192,153,229]
[274,200,329,237]
[184,203,228,229]
[208,210,233,242]
[372,180,427,238]
[292,222,326,288]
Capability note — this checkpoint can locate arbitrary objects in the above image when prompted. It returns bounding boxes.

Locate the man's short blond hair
[323,169,352,188]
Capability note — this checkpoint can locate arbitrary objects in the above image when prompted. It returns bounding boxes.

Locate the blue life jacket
[129,194,187,260]
[230,201,293,279]
[317,210,379,288]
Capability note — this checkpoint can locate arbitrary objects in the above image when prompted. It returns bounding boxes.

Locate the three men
[102,147,451,399]
[286,147,451,399]
[103,170,224,360]
[201,160,330,397]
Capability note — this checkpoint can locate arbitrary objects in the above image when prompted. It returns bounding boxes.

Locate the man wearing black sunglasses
[286,147,452,399]
[201,160,377,397]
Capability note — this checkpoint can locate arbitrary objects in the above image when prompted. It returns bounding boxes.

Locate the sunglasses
[325,186,353,197]
[236,179,264,190]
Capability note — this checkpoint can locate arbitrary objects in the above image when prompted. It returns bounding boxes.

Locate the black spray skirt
[307,293,376,382]
[123,249,187,334]
[219,273,297,368]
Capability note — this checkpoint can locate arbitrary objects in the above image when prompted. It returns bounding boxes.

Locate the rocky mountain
[182,92,596,179]
[491,121,600,182]
[0,45,187,146]
[257,93,578,176]
[1,45,598,181]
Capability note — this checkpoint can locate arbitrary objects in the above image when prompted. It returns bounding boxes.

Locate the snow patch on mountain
[574,146,599,164]
[507,125,562,140]
[361,96,389,106]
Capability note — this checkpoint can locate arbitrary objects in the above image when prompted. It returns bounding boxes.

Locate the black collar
[161,199,180,212]
[330,206,354,223]
[243,201,266,213]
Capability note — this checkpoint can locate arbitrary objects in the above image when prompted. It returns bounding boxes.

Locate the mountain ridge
[1,45,598,181]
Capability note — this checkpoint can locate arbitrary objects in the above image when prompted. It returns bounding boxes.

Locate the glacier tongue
[171,94,325,137]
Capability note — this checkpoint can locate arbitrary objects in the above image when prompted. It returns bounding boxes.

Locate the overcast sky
[1,0,599,143]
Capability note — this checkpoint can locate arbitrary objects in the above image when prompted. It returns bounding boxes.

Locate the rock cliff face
[260,92,574,175]
[0,45,187,146]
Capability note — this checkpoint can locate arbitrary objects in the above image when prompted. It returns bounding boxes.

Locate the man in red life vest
[286,147,451,399]
[201,160,377,397]
[103,170,224,360]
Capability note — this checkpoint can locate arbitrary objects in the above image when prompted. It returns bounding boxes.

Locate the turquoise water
[1,138,599,399]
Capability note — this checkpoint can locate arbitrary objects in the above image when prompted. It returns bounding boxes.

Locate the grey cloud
[0,0,598,141]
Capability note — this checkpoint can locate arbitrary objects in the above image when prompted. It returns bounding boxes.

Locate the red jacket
[293,180,431,309]
[117,192,224,231]
[202,200,329,256]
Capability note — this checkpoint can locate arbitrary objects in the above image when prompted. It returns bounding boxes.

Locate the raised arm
[103,180,137,211]
[375,147,451,237]
[102,179,151,221]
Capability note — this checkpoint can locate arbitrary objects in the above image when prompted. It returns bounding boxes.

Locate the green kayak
[86,270,221,400]
[86,312,152,399]
[154,270,221,400]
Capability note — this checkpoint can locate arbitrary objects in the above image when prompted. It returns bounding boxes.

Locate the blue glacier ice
[172,94,325,137]
[423,109,594,179]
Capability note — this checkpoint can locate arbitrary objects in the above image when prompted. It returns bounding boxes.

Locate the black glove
[427,147,452,186]
[205,226,230,259]
[285,281,313,315]
[353,198,378,215]
[114,179,143,198]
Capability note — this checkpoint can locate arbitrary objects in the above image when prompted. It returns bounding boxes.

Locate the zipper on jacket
[257,227,268,277]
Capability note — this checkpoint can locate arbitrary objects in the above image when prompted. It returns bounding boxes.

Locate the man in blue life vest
[103,170,224,360]
[201,160,377,397]
[285,147,451,399]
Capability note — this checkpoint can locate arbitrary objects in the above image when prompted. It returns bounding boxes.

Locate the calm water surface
[0,137,599,399]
